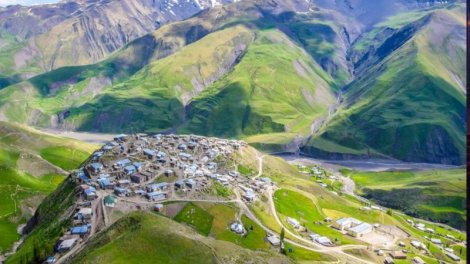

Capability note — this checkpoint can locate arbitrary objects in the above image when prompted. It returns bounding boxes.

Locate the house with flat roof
[114,187,128,196]
[146,191,167,201]
[143,149,157,159]
[316,236,332,246]
[267,235,281,246]
[89,163,103,173]
[348,222,373,237]
[98,178,114,189]
[130,173,146,184]
[412,256,426,264]
[70,225,89,235]
[55,238,78,253]
[114,158,132,169]
[76,207,93,220]
[175,180,185,189]
[92,151,103,160]
[147,182,169,192]
[84,187,96,200]
[445,251,460,261]
[389,251,406,259]
[186,179,196,188]
[124,165,136,175]
[287,217,301,229]
[333,217,363,231]
[243,190,256,202]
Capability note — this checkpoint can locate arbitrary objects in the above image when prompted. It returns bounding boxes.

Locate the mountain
[0,122,96,256]
[0,0,235,85]
[312,0,463,27]
[303,5,466,165]
[0,0,465,165]
[0,0,345,138]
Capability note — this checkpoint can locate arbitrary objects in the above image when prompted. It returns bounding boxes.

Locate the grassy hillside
[236,148,466,263]
[5,144,466,263]
[343,168,467,230]
[182,28,335,137]
[0,0,346,148]
[70,211,289,264]
[0,122,97,254]
[304,6,466,165]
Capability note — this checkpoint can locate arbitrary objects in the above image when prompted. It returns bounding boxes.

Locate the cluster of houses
[408,219,436,234]
[50,133,253,259]
[406,219,462,262]
[78,133,249,202]
[49,133,282,261]
[54,201,94,255]
[297,165,325,177]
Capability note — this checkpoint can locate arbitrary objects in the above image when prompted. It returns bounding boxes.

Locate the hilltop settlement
[52,133,275,261]
[41,133,465,264]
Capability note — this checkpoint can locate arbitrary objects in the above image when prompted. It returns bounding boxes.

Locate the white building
[333,217,362,231]
[348,223,373,237]
[287,217,301,229]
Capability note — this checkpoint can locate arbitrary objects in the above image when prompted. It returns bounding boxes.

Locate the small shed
[104,195,118,207]
[154,203,164,212]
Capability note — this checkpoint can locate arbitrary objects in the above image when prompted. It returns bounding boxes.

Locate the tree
[280,228,286,254]
[386,209,393,216]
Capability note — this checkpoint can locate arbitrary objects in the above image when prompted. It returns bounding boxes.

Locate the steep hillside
[69,212,290,264]
[303,6,466,165]
[0,0,348,141]
[0,0,465,165]
[0,122,97,255]
[0,0,236,83]
[312,0,464,27]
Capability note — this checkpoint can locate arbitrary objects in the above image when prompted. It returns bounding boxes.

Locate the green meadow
[0,122,97,254]
[344,168,466,230]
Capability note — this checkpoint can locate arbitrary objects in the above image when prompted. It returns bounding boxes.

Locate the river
[277,154,462,172]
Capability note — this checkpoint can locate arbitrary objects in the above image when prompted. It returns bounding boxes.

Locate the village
[49,133,276,263]
[44,133,466,264]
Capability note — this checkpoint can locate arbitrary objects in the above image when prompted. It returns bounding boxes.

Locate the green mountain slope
[0,0,465,165]
[70,211,289,264]
[303,6,466,165]
[343,168,466,230]
[0,0,344,140]
[0,122,97,254]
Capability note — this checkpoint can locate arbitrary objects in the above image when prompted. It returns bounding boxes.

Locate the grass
[273,189,360,245]
[347,169,466,230]
[40,147,91,171]
[174,202,214,236]
[6,177,78,263]
[0,122,96,254]
[307,6,466,165]
[283,242,336,262]
[206,203,269,250]
[72,212,218,264]
[183,28,334,137]
[237,164,255,176]
[210,181,233,198]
